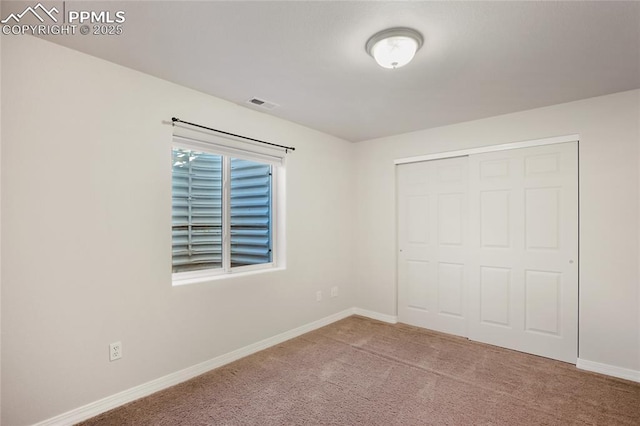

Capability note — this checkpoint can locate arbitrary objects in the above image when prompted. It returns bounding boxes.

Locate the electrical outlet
[109,341,122,361]
[316,290,322,302]
[330,286,338,298]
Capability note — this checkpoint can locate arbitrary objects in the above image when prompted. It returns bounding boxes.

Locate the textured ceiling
[17,1,640,141]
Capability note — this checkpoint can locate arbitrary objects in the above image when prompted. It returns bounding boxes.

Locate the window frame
[171,134,285,286]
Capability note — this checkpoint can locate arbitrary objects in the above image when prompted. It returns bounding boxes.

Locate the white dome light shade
[366,28,424,69]
[371,36,418,69]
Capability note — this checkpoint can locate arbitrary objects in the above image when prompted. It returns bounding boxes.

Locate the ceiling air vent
[246,97,279,110]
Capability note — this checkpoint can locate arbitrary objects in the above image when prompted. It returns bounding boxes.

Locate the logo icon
[1,2,59,24]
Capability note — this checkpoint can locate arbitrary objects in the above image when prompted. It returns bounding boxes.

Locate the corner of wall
[352,307,397,324]
[637,88,640,378]
[1,29,4,424]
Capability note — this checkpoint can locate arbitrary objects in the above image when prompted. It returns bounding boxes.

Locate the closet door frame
[395,134,579,166]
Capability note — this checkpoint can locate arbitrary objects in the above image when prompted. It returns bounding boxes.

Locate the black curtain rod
[171,117,295,153]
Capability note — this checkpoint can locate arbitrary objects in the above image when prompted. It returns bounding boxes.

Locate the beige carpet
[79,316,640,425]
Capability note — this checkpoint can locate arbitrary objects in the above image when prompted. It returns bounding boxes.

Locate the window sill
[172,265,286,287]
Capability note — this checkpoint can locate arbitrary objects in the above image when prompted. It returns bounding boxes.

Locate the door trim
[394,134,579,165]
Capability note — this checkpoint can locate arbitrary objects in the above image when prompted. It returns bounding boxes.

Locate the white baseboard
[34,308,355,426]
[577,358,640,383]
[352,307,398,324]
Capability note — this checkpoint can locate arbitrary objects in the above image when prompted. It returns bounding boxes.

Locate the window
[171,134,284,284]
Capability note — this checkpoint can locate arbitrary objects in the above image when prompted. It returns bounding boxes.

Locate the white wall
[0,29,3,423]
[1,35,355,425]
[354,89,640,373]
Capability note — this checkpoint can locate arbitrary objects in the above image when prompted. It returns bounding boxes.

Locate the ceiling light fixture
[365,27,424,69]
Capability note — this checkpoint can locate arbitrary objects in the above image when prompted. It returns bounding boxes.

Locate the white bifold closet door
[397,156,469,337]
[397,142,578,363]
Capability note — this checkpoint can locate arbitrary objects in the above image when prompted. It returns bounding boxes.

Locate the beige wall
[354,89,640,372]
[0,29,3,424]
[1,35,355,425]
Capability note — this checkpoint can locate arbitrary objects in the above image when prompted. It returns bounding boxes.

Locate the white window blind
[172,149,223,272]
[229,158,272,267]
